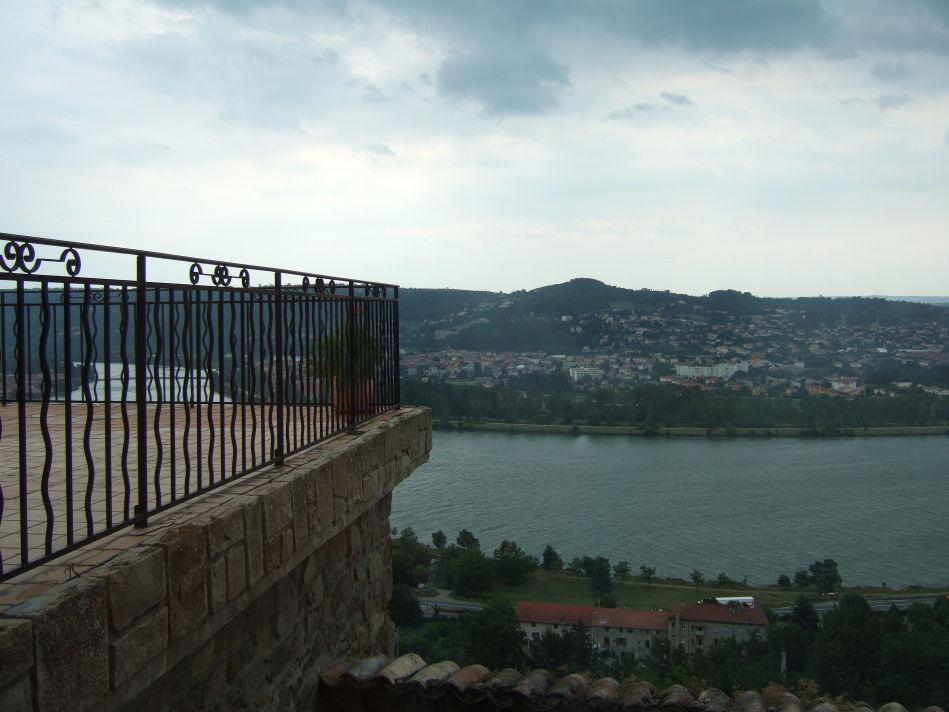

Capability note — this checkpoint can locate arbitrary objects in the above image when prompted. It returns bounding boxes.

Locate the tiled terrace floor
[0,401,349,578]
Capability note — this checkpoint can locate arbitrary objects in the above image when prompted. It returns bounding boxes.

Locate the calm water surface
[391,431,949,587]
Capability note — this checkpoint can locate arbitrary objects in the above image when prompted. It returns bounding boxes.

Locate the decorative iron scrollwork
[0,239,81,277]
[189,262,250,288]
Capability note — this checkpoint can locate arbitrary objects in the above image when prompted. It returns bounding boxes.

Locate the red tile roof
[674,602,769,626]
[516,602,667,631]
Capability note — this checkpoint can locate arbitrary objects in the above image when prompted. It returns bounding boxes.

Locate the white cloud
[1,0,948,295]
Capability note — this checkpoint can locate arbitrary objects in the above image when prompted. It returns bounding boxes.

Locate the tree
[432,530,447,549]
[810,594,881,702]
[493,540,537,585]
[567,557,585,575]
[613,560,632,579]
[450,548,495,598]
[640,565,656,584]
[600,593,618,608]
[591,557,613,597]
[462,597,525,669]
[456,529,480,550]
[777,574,792,588]
[808,559,842,594]
[389,583,423,626]
[541,544,564,571]
[690,569,705,585]
[790,594,820,632]
[794,569,811,588]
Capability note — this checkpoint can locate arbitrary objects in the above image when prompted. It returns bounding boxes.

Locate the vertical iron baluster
[195,288,203,492]
[248,292,257,467]
[81,285,96,537]
[287,288,296,452]
[217,288,225,478]
[27,303,33,401]
[15,281,28,565]
[134,256,148,527]
[204,289,214,484]
[168,289,177,502]
[261,291,269,465]
[272,279,281,464]
[318,294,325,441]
[103,287,112,527]
[229,290,238,477]
[39,284,54,553]
[152,287,164,507]
[240,290,247,472]
[305,291,313,444]
[1,290,6,405]
[182,289,192,497]
[394,286,400,406]
[119,287,131,521]
[63,285,74,543]
[347,282,357,431]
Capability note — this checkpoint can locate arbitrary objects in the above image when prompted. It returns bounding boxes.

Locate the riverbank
[444,570,949,611]
[434,420,949,437]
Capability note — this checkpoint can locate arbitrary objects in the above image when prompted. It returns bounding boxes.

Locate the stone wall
[0,406,432,712]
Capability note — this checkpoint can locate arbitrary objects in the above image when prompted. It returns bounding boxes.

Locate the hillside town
[401,298,949,398]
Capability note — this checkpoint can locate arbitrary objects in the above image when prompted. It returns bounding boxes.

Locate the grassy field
[451,570,949,610]
[437,421,949,438]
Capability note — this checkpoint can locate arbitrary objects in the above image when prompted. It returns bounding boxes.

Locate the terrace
[0,232,401,581]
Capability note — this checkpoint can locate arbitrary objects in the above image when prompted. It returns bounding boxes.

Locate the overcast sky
[2,0,948,296]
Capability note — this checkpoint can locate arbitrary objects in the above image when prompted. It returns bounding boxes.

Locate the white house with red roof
[516,602,667,659]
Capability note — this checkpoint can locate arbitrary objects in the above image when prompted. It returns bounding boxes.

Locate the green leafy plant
[314,317,383,383]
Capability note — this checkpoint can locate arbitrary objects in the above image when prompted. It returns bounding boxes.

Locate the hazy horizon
[2,1,948,296]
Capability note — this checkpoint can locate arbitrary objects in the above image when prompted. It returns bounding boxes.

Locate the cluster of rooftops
[319,653,939,712]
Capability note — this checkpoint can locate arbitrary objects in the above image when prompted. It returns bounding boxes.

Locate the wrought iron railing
[0,232,400,581]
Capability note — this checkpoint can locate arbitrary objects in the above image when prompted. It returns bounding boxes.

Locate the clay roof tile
[447,664,491,692]
[375,653,427,686]
[409,660,460,689]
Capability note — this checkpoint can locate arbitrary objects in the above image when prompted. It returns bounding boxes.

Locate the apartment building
[667,602,769,653]
[517,602,667,659]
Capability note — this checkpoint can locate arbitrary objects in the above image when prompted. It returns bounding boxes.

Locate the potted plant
[315,316,383,419]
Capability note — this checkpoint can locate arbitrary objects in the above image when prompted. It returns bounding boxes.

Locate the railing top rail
[0,231,400,291]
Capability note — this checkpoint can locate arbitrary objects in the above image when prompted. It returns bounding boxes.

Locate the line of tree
[403,376,949,430]
[398,594,949,709]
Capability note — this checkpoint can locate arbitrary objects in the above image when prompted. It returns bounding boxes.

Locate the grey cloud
[363,143,395,156]
[603,103,663,121]
[362,84,391,104]
[870,61,914,81]
[437,49,569,117]
[661,91,693,106]
[875,93,911,110]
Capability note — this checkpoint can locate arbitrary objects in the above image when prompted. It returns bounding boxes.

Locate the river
[391,430,949,587]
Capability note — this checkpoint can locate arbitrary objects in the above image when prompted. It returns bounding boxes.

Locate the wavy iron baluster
[39,285,54,553]
[152,287,164,506]
[119,287,131,521]
[81,286,96,537]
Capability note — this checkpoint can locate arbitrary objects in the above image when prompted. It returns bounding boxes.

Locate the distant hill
[870,296,949,307]
[402,278,949,325]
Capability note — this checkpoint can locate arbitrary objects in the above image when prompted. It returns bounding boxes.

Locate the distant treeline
[403,374,949,430]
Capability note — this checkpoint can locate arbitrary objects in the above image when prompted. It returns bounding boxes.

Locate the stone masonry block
[103,545,166,633]
[5,575,109,712]
[111,605,169,687]
[243,499,264,586]
[0,618,32,688]
[209,556,226,613]
[225,545,246,601]
[0,674,32,712]
[207,504,245,558]
[261,485,293,540]
[289,476,309,553]
[161,524,209,642]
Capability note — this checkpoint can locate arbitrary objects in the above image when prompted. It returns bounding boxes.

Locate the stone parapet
[0,406,432,712]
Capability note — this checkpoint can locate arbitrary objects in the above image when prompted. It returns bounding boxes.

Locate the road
[772,597,938,617]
